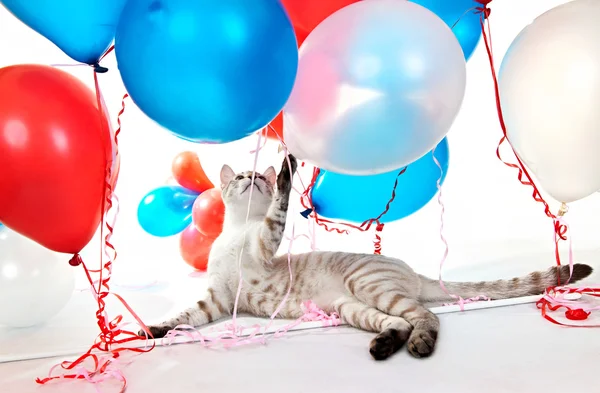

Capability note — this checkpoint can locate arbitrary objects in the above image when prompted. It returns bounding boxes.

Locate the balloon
[266,1,355,141]
[312,138,449,223]
[137,186,199,237]
[192,188,225,238]
[283,0,466,175]
[410,0,482,60]
[0,0,127,64]
[280,0,359,47]
[265,112,284,141]
[499,0,600,203]
[115,0,298,144]
[0,229,75,328]
[179,225,214,272]
[0,65,118,254]
[172,152,214,194]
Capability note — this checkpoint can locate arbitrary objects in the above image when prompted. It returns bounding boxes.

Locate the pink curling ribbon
[432,145,490,309]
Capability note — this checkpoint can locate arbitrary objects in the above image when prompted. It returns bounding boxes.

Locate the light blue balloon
[311,138,449,224]
[410,0,483,60]
[137,186,199,237]
[115,0,299,144]
[0,0,127,64]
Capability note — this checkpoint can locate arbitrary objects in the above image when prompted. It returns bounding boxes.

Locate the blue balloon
[410,0,482,60]
[311,138,449,224]
[1,0,127,64]
[115,0,299,144]
[137,186,199,237]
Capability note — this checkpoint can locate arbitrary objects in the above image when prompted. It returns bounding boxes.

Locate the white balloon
[283,0,466,175]
[0,228,75,328]
[499,0,600,203]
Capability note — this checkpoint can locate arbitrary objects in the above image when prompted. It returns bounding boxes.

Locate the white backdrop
[1,0,597,292]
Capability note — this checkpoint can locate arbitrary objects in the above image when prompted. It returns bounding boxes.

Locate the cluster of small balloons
[137,152,225,271]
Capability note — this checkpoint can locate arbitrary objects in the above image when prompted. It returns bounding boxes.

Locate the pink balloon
[283,50,339,130]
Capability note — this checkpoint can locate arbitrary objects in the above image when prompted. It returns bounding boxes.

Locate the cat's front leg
[254,154,298,264]
[138,288,231,339]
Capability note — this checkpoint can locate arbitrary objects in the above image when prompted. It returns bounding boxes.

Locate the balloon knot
[300,208,313,219]
[565,308,590,321]
[475,6,491,19]
[69,254,83,267]
[557,203,569,217]
[93,63,109,74]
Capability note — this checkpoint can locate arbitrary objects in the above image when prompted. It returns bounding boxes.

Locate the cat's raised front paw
[277,154,297,190]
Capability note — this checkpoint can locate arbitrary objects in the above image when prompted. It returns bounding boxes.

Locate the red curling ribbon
[477,1,567,285]
[536,287,600,327]
[565,309,590,321]
[36,46,154,392]
[373,223,384,255]
[299,167,407,238]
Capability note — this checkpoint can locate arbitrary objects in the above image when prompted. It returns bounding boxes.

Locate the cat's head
[219,165,277,212]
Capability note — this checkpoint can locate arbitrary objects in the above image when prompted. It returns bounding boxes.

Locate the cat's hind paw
[369,328,408,361]
[406,328,437,358]
[137,325,173,339]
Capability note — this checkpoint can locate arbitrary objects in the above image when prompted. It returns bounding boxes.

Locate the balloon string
[267,124,397,254]
[477,1,566,285]
[37,55,153,392]
[300,167,407,240]
[230,132,264,329]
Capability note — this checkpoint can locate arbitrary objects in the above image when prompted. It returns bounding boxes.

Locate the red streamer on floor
[477,0,567,284]
[536,287,600,327]
[36,47,154,392]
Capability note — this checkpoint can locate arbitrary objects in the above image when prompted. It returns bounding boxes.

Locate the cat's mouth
[241,182,262,195]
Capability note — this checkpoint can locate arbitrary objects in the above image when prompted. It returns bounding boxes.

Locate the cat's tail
[417,264,593,303]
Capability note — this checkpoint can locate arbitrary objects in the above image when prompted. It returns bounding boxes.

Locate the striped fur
[141,155,593,360]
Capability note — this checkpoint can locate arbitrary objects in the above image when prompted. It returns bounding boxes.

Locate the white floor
[1,253,599,393]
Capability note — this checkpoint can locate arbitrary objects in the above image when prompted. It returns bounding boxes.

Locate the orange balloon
[192,188,225,237]
[172,151,214,193]
[179,224,215,271]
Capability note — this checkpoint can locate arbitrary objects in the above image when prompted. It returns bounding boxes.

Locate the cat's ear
[263,166,276,185]
[220,164,235,189]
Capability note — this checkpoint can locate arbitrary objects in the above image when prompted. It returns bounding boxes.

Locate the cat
[140,154,593,360]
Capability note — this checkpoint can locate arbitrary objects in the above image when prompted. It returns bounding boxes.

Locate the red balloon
[281,0,360,39]
[179,225,215,271]
[264,111,284,141]
[0,65,118,254]
[172,151,214,193]
[192,188,225,237]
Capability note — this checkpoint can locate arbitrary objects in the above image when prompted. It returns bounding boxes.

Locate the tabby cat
[141,154,593,360]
